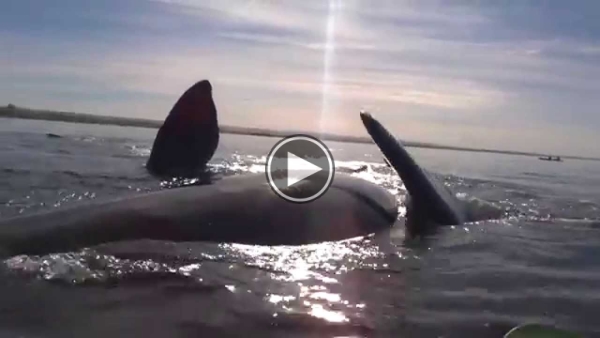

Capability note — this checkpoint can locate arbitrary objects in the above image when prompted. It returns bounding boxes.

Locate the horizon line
[1,104,598,162]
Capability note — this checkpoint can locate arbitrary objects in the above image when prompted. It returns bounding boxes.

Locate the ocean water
[0,118,599,338]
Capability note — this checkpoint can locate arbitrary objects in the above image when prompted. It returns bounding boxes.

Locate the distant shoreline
[1,105,598,162]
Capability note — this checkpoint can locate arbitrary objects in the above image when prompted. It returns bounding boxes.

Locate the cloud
[1,0,600,157]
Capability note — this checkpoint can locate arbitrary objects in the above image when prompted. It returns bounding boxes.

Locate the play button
[266,135,335,203]
[286,152,323,187]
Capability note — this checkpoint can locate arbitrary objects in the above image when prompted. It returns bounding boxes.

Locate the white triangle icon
[287,152,322,187]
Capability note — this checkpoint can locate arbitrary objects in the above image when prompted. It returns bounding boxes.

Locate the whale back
[0,175,398,257]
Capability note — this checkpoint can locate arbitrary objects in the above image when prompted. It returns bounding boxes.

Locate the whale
[0,174,398,257]
[146,80,219,178]
[360,111,476,237]
[0,80,400,258]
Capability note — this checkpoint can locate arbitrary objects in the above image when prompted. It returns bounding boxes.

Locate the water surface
[1,118,599,337]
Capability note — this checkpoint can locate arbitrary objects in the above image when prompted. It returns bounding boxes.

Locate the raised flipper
[359,111,467,236]
[146,80,220,178]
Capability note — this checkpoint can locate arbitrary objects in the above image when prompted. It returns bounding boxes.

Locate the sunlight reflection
[220,236,382,276]
[320,0,341,130]
[178,263,201,276]
[309,304,349,323]
[268,294,296,304]
[222,237,384,324]
[309,291,341,303]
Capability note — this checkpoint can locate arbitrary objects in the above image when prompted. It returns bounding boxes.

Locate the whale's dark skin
[360,112,469,237]
[0,174,397,257]
[146,80,219,178]
[0,81,400,258]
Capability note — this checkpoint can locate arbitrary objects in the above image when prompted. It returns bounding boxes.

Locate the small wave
[77,136,98,143]
[53,169,151,183]
[334,160,385,170]
[61,170,85,179]
[126,144,151,157]
[522,172,559,179]
[3,250,204,287]
[0,167,31,175]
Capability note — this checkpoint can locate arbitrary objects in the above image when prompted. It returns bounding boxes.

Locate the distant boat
[538,155,563,162]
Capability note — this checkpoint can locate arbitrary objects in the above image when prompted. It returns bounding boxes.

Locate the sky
[1,0,600,157]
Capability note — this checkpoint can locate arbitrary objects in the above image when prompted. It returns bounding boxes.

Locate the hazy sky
[2,1,600,156]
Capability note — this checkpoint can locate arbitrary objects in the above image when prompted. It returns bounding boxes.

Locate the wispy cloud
[1,0,599,156]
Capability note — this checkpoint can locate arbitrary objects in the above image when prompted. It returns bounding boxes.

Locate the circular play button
[266,135,335,203]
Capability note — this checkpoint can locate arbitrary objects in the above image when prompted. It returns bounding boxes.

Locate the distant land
[1,104,598,162]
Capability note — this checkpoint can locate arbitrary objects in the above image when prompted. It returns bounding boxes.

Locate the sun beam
[320,0,341,132]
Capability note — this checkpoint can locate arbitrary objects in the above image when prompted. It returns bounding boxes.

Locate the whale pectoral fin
[147,80,220,178]
[359,112,465,234]
[404,195,436,237]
